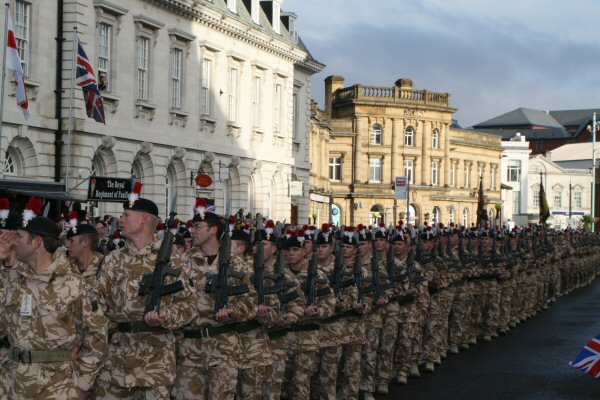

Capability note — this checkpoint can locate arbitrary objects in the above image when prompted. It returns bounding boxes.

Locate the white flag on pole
[6,13,28,118]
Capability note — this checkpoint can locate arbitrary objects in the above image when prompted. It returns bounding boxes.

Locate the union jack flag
[75,36,105,124]
[570,334,600,378]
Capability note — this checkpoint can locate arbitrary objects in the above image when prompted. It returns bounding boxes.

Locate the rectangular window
[252,76,261,128]
[170,48,182,108]
[534,191,540,207]
[507,160,521,182]
[251,0,260,24]
[228,0,237,13]
[464,165,470,188]
[15,0,30,76]
[404,160,413,184]
[329,157,341,181]
[450,163,456,187]
[512,191,520,214]
[369,158,382,183]
[274,83,282,133]
[554,192,562,208]
[293,92,299,140]
[575,191,582,208]
[201,59,211,116]
[98,23,111,91]
[490,168,495,190]
[137,37,149,101]
[228,68,238,122]
[431,161,439,186]
[405,129,414,146]
[432,130,439,148]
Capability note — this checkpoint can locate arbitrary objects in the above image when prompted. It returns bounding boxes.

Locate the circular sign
[332,208,339,216]
[195,174,213,187]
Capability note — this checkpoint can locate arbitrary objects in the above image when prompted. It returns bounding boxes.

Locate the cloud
[285,0,600,126]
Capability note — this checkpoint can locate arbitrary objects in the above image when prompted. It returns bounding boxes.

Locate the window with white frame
[507,160,521,182]
[431,161,439,186]
[274,83,282,133]
[533,189,540,207]
[251,0,260,24]
[512,191,519,214]
[369,158,382,183]
[201,58,212,116]
[450,162,456,187]
[405,126,415,146]
[490,167,495,190]
[137,36,149,101]
[554,191,562,208]
[371,124,383,145]
[228,67,238,122]
[98,22,111,91]
[15,1,30,76]
[449,208,455,223]
[433,207,440,224]
[252,76,261,128]
[293,91,299,140]
[272,1,281,33]
[170,48,182,108]
[228,0,237,13]
[575,191,582,208]
[404,159,413,184]
[329,156,342,181]
[464,163,470,188]
[165,167,176,217]
[3,150,17,176]
[432,128,439,148]
[463,208,469,227]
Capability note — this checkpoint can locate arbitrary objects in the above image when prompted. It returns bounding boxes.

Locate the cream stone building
[0,0,322,223]
[311,76,503,228]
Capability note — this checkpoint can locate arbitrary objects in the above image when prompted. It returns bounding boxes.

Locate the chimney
[395,78,413,90]
[324,75,345,117]
[281,12,298,44]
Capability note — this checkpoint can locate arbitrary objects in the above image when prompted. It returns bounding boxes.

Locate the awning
[500,183,513,190]
[0,178,68,199]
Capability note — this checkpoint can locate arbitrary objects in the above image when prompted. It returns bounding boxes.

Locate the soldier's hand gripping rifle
[353,247,366,305]
[331,236,353,299]
[138,210,184,314]
[304,233,332,306]
[386,235,399,283]
[208,230,250,312]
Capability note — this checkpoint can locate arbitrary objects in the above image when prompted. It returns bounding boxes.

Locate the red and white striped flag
[6,13,28,118]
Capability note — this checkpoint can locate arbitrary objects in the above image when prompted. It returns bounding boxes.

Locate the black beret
[231,228,250,242]
[21,216,61,240]
[173,234,185,246]
[1,212,22,231]
[66,223,98,239]
[123,197,159,217]
[192,212,221,224]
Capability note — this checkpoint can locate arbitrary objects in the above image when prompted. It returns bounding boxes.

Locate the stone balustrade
[334,84,450,107]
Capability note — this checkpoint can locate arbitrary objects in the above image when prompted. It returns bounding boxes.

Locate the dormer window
[228,0,237,14]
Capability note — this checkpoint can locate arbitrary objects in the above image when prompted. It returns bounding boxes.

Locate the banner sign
[395,176,407,200]
[290,181,303,197]
[88,176,132,202]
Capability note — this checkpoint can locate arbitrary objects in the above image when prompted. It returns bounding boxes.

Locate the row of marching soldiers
[0,188,599,400]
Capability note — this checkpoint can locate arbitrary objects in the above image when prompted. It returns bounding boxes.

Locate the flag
[75,35,105,124]
[476,175,487,228]
[570,334,600,378]
[6,13,28,118]
[539,174,550,225]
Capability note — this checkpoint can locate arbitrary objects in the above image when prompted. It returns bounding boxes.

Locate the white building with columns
[0,0,322,223]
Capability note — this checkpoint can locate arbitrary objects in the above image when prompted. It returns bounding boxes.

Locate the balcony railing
[333,84,450,107]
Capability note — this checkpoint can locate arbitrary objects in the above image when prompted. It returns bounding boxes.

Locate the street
[384,278,600,400]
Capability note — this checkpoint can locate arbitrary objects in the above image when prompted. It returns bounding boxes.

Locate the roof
[474,108,563,129]
[475,127,572,140]
[547,142,594,162]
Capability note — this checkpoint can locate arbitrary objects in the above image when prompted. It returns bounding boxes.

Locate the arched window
[165,165,176,216]
[449,207,455,223]
[131,159,143,180]
[371,123,383,145]
[2,150,17,176]
[370,204,384,226]
[463,208,469,227]
[268,178,276,219]
[408,204,416,227]
[405,125,415,146]
[432,128,440,149]
[433,206,440,224]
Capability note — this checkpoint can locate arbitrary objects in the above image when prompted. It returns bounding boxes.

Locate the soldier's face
[342,244,355,258]
[393,241,408,257]
[374,238,387,252]
[119,210,145,238]
[357,241,371,257]
[450,234,459,246]
[191,222,214,246]
[286,246,305,265]
[316,243,333,259]
[95,223,106,237]
[66,236,84,259]
[303,240,313,257]
[14,230,39,262]
[423,240,434,252]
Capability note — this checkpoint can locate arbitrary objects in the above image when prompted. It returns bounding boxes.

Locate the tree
[580,214,596,232]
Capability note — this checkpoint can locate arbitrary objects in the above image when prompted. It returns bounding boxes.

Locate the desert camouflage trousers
[8,361,79,400]
[311,345,342,400]
[482,280,501,337]
[376,315,399,385]
[264,334,290,400]
[422,292,443,363]
[469,281,487,341]
[92,379,171,400]
[238,366,266,400]
[394,302,419,374]
[285,349,317,400]
[336,343,361,400]
[437,287,456,355]
[449,281,473,348]
[360,326,380,393]
[0,350,9,399]
[171,363,237,400]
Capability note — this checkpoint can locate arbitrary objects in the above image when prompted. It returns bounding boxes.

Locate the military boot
[424,362,435,373]
[409,364,421,378]
[363,391,375,400]
[396,371,408,385]
[376,383,388,394]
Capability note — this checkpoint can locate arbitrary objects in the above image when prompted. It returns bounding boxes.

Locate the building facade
[500,132,531,227]
[0,0,322,222]
[315,76,503,228]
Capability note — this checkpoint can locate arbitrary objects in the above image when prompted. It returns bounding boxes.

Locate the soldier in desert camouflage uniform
[284,229,335,400]
[94,194,197,400]
[66,223,103,310]
[173,201,256,400]
[0,209,107,399]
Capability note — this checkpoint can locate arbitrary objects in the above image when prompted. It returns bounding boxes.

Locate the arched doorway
[408,204,418,227]
[370,204,384,226]
[331,203,342,227]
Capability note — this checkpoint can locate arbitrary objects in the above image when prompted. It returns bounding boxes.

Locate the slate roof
[474,127,572,140]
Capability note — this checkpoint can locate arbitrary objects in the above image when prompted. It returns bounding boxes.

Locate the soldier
[284,229,335,400]
[0,200,107,399]
[65,223,103,310]
[94,187,197,399]
[174,200,255,400]
[261,221,306,400]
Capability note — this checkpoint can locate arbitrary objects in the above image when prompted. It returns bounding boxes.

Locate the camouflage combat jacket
[97,237,197,388]
[1,253,107,394]
[69,251,103,312]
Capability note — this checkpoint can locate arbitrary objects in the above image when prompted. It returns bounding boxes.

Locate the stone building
[315,76,503,228]
[0,0,322,223]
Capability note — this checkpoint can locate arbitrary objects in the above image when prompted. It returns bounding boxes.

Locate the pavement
[382,278,600,400]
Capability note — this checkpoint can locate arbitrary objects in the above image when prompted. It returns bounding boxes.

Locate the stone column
[354,117,364,183]
[443,123,450,186]
[391,118,399,180]
[421,120,430,185]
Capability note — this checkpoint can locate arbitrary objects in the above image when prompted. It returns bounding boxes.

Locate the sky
[284,0,600,128]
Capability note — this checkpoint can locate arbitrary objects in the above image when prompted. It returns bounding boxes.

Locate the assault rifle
[386,236,400,283]
[253,241,285,306]
[490,234,498,266]
[354,251,365,304]
[138,210,184,314]
[364,245,395,303]
[304,233,331,306]
[331,236,353,299]
[207,231,250,312]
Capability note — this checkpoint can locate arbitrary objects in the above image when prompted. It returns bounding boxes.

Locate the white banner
[290,180,303,197]
[395,176,407,200]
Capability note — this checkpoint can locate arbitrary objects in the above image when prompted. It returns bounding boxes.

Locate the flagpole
[592,112,597,232]
[65,27,77,194]
[0,4,10,179]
